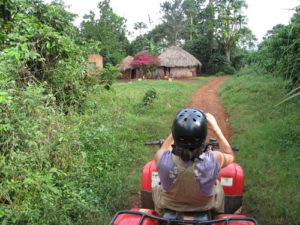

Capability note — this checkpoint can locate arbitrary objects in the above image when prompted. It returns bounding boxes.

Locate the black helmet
[172,108,207,150]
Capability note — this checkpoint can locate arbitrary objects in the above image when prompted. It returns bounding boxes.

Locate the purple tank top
[156,150,220,196]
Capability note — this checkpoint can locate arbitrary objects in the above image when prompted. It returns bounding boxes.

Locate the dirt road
[188,76,233,141]
[130,76,234,208]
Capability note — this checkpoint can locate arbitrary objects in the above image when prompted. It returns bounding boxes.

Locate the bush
[206,53,228,74]
[131,52,160,78]
[224,65,236,74]
[140,88,158,107]
[216,72,225,77]
[96,63,122,90]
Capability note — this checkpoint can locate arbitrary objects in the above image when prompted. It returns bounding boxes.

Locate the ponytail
[171,144,205,162]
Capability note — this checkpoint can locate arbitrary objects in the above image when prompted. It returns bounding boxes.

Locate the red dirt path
[188,76,234,141]
[129,76,234,208]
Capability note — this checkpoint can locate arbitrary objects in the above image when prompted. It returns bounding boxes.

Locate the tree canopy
[250,7,300,85]
[129,0,255,74]
[80,0,129,65]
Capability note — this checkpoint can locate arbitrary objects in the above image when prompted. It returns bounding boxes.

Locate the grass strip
[219,67,300,225]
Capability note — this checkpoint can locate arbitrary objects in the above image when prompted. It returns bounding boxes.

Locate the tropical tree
[145,23,170,48]
[263,24,285,40]
[197,2,216,55]
[144,38,163,56]
[130,35,163,57]
[250,7,300,85]
[237,27,256,50]
[134,0,255,74]
[182,0,206,41]
[159,0,208,44]
[134,21,148,36]
[80,0,129,65]
[211,0,249,62]
[183,36,220,73]
[160,0,185,46]
[129,35,149,55]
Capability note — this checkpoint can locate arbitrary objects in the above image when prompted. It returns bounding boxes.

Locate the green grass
[219,67,300,225]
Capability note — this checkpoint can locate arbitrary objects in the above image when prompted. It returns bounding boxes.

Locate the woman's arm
[154,133,173,166]
[206,113,235,168]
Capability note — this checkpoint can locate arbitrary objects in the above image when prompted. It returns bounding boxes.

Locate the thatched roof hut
[118,56,137,79]
[119,56,134,72]
[158,46,202,78]
[159,46,202,67]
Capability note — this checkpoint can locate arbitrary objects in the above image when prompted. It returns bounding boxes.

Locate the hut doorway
[196,65,201,76]
[163,67,170,78]
[131,69,136,79]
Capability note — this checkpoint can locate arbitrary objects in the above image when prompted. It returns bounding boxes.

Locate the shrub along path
[129,76,235,208]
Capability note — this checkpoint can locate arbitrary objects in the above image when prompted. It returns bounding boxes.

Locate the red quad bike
[109,138,258,225]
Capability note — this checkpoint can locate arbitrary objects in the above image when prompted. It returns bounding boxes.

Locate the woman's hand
[205,113,235,168]
[205,113,220,133]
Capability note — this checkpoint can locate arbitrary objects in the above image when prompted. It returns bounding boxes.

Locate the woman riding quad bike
[152,108,234,215]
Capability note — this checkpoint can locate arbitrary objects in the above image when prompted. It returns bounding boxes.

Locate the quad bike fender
[213,214,257,225]
[112,208,159,225]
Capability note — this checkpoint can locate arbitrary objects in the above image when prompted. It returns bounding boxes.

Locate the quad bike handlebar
[206,138,239,151]
[144,138,239,151]
[144,139,165,146]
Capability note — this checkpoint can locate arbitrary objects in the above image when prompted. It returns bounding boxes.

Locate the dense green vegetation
[80,0,129,65]
[219,67,300,225]
[249,7,300,86]
[0,75,214,224]
[0,0,105,112]
[1,0,120,224]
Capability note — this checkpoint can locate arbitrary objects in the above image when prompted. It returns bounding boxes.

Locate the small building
[157,46,202,78]
[118,56,137,79]
[87,54,103,72]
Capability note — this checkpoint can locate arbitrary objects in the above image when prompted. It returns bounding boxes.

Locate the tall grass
[219,67,300,225]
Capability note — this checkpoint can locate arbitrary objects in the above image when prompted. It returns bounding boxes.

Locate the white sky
[45,0,299,43]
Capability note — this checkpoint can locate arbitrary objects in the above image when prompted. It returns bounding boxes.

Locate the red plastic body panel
[113,208,159,225]
[213,215,256,225]
[141,160,244,196]
[217,163,244,195]
[141,160,157,192]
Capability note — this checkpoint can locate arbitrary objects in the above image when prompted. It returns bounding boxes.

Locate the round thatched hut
[157,46,202,78]
[118,56,137,79]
